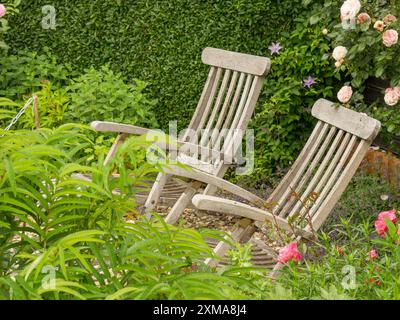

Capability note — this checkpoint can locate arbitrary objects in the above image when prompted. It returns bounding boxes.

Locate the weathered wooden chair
[192,99,381,271]
[91,47,271,224]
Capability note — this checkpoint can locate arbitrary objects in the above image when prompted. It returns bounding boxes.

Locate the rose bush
[328,0,400,153]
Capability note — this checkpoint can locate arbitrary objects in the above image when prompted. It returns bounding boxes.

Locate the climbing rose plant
[331,0,400,106]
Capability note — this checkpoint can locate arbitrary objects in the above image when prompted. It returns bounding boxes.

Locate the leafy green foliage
[249,9,338,183]
[66,66,157,127]
[0,125,269,300]
[0,50,73,101]
[0,1,20,51]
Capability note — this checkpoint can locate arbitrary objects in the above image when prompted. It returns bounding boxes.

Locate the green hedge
[7,0,306,129]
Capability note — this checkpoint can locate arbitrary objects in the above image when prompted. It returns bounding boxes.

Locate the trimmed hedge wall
[7,0,305,129]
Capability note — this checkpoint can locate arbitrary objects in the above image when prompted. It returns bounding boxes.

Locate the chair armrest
[192,195,314,240]
[164,165,265,205]
[90,121,155,135]
[91,121,236,164]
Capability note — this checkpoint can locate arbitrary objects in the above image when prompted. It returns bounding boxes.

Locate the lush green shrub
[0,61,157,139]
[248,7,339,183]
[0,50,73,101]
[7,0,308,129]
[66,66,157,127]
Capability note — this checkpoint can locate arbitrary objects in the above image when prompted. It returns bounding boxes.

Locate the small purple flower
[303,76,317,88]
[268,42,283,55]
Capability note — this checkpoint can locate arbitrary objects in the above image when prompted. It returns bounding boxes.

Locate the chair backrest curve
[180,48,271,172]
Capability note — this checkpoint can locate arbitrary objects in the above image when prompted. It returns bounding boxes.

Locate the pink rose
[357,12,371,25]
[378,209,397,223]
[384,88,399,106]
[383,14,397,25]
[375,219,387,236]
[397,227,400,236]
[0,4,6,18]
[375,209,397,236]
[369,249,378,261]
[382,29,398,47]
[340,0,361,20]
[374,21,385,32]
[278,242,302,264]
[337,86,353,104]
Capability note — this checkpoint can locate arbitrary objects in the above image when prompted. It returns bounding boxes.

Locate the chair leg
[144,172,170,219]
[165,181,202,224]
[104,133,128,166]
[202,164,229,196]
[205,218,255,268]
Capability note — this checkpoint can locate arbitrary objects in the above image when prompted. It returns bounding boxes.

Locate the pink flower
[375,209,397,236]
[383,14,397,25]
[397,227,400,237]
[384,88,399,106]
[375,219,387,236]
[278,242,302,264]
[382,29,398,47]
[374,20,385,32]
[0,4,6,18]
[337,86,353,104]
[340,0,361,21]
[378,209,397,223]
[369,249,378,261]
[357,12,371,25]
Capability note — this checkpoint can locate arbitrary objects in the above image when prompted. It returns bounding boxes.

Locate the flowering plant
[331,0,400,105]
[0,1,20,51]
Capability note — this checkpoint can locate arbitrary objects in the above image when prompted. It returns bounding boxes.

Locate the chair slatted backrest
[267,99,381,231]
[180,48,270,173]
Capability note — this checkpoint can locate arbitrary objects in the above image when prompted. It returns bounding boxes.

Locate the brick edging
[359,147,400,189]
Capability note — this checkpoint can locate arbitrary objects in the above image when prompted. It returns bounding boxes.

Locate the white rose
[332,46,348,61]
[337,86,353,104]
[384,88,399,106]
[340,0,361,20]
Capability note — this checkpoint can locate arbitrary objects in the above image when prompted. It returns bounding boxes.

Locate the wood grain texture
[312,99,381,141]
[202,47,271,76]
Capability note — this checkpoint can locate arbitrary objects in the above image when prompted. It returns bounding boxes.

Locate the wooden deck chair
[91,47,271,224]
[191,99,381,272]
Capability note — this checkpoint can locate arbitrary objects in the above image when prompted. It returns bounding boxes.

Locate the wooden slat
[307,135,358,220]
[200,69,232,147]
[312,99,381,141]
[196,67,223,132]
[286,126,337,217]
[311,141,371,230]
[276,123,330,217]
[202,47,271,76]
[214,72,246,150]
[185,67,217,137]
[192,195,314,239]
[222,74,253,152]
[292,132,352,223]
[284,129,345,219]
[266,122,324,209]
[212,71,239,143]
